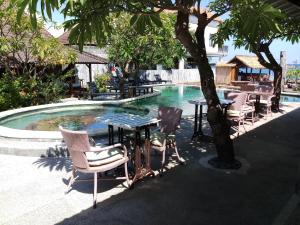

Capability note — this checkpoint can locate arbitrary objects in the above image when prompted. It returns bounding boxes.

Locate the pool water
[0,105,148,131]
[127,86,227,116]
[1,86,299,131]
[127,85,300,116]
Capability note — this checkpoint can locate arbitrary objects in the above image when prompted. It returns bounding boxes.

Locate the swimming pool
[0,85,299,131]
[0,105,148,132]
[127,85,300,116]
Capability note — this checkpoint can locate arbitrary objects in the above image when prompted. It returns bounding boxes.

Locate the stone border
[199,154,251,175]
[0,90,162,156]
[0,91,160,141]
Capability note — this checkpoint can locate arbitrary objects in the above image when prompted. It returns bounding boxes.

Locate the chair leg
[65,167,76,194]
[160,150,166,175]
[124,162,130,188]
[265,106,269,120]
[237,120,240,137]
[173,141,184,164]
[242,119,247,133]
[93,172,97,209]
[251,111,254,125]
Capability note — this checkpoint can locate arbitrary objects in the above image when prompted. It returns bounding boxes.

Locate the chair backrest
[227,92,248,112]
[154,74,162,81]
[158,107,183,134]
[255,85,274,100]
[88,82,97,94]
[59,126,90,169]
[255,85,273,93]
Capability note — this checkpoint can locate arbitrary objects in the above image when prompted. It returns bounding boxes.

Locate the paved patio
[1,103,300,225]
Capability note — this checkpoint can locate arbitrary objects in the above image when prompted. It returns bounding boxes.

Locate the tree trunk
[254,46,282,112]
[272,67,282,111]
[175,9,239,169]
[195,30,236,167]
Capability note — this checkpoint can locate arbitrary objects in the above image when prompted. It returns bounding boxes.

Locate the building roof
[227,55,266,69]
[58,31,96,45]
[216,62,236,67]
[263,0,300,20]
[58,30,70,45]
[1,23,54,64]
[71,47,108,64]
[2,24,53,39]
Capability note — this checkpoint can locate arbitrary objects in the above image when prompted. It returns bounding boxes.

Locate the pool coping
[0,91,161,141]
[0,84,299,157]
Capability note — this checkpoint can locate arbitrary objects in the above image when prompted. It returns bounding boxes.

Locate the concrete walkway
[1,104,300,225]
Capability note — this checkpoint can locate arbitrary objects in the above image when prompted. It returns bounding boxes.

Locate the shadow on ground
[37,108,300,225]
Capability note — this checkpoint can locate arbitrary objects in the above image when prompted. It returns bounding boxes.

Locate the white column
[178,58,185,69]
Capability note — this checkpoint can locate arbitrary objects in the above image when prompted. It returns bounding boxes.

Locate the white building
[178,14,228,70]
[58,31,108,85]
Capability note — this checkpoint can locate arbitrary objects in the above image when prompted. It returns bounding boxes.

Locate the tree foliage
[0,0,77,111]
[213,0,300,54]
[213,0,300,110]
[107,12,186,71]
[0,0,76,76]
[14,0,240,166]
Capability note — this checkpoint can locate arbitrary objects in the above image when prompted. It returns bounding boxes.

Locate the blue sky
[49,4,300,64]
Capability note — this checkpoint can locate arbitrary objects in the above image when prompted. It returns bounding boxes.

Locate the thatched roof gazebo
[228,55,265,70]
[215,55,272,86]
[227,55,271,80]
[70,47,108,83]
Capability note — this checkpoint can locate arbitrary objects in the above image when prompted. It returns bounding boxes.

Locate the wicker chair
[256,85,274,118]
[59,126,130,208]
[226,92,248,137]
[150,107,185,175]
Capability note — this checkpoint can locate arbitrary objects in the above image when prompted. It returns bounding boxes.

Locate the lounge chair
[137,74,155,85]
[150,107,185,175]
[154,74,170,84]
[59,126,130,208]
[88,82,120,100]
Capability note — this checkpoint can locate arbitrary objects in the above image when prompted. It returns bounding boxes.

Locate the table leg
[131,127,155,185]
[118,127,123,144]
[108,125,114,145]
[134,130,141,174]
[224,106,228,117]
[198,105,203,135]
[144,127,153,172]
[255,95,260,113]
[192,105,199,139]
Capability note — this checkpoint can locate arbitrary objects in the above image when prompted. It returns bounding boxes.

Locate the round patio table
[188,99,234,141]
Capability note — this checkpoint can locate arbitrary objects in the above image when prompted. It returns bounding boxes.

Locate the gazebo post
[87,63,92,83]
[85,63,92,99]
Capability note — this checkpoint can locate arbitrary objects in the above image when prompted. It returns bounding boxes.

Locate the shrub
[94,72,111,93]
[0,73,67,112]
[0,74,22,111]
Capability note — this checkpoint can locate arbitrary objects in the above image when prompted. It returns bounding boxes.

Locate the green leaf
[45,0,52,20]
[17,0,30,23]
[150,14,162,27]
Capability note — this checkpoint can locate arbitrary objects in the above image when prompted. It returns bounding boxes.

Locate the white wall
[76,64,108,85]
[141,65,217,84]
[189,23,219,55]
[75,46,108,85]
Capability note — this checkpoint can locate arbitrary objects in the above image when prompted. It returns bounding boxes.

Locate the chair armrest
[89,143,128,157]
[89,143,122,152]
[89,137,96,146]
